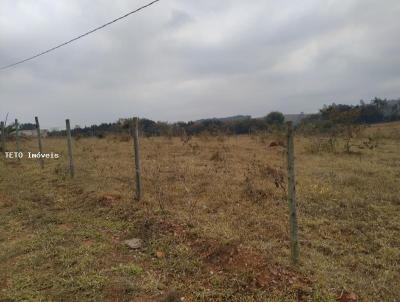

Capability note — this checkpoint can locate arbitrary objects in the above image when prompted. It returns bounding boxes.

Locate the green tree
[265,111,285,125]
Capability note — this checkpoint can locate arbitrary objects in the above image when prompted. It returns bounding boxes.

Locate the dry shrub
[180,132,191,144]
[166,134,173,141]
[305,125,380,154]
[82,145,94,153]
[257,131,269,145]
[154,170,172,214]
[216,133,226,143]
[188,142,200,155]
[270,130,286,144]
[360,137,378,150]
[162,135,174,145]
[243,176,269,203]
[368,128,400,141]
[305,137,337,154]
[386,129,400,140]
[147,163,176,214]
[178,173,199,218]
[264,165,285,190]
[198,131,211,142]
[243,160,286,203]
[210,150,225,162]
[119,134,131,142]
[54,163,68,180]
[109,134,129,143]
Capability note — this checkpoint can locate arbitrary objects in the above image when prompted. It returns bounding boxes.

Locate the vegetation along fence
[0,116,300,264]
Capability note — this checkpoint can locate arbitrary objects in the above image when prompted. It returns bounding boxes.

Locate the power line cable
[0,0,161,71]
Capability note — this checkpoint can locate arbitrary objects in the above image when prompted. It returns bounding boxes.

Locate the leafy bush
[265,111,285,125]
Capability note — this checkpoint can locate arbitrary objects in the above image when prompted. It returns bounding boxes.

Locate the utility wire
[0,0,161,71]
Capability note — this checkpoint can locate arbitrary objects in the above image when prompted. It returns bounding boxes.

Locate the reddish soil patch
[0,193,13,206]
[98,193,122,206]
[269,141,285,147]
[191,239,311,294]
[337,290,359,302]
[132,217,189,241]
[130,217,312,299]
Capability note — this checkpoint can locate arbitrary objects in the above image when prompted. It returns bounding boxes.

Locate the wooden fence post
[1,121,5,153]
[132,117,142,200]
[35,116,44,168]
[286,121,300,264]
[66,119,75,178]
[15,119,20,157]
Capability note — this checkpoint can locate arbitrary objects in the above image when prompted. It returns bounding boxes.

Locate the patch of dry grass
[1,123,399,301]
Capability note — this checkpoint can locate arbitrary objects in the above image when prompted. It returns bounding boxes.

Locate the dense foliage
[37,97,399,137]
[48,114,285,137]
[300,97,400,133]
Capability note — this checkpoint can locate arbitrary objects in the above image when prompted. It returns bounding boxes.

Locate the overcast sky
[1,0,399,128]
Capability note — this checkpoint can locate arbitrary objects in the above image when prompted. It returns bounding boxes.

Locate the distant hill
[196,114,311,125]
[195,115,251,123]
[284,113,312,125]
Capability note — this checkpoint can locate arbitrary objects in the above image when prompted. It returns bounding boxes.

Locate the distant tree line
[41,96,399,137]
[48,112,286,137]
[19,123,36,130]
[300,97,400,132]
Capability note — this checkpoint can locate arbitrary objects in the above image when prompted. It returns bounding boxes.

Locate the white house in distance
[20,129,48,137]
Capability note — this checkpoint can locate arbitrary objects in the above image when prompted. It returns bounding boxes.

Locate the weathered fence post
[1,121,5,153]
[132,117,142,200]
[286,121,300,264]
[66,119,75,178]
[15,119,20,157]
[35,116,44,168]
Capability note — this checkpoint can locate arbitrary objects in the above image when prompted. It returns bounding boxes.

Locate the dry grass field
[0,122,399,301]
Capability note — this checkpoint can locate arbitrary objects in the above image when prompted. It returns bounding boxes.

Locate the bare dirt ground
[0,123,399,301]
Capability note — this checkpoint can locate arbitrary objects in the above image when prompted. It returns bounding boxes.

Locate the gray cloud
[1,0,400,128]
